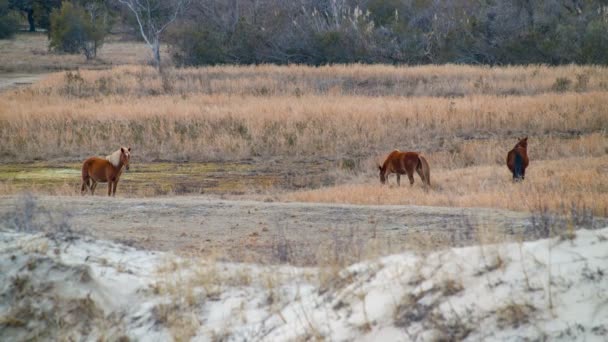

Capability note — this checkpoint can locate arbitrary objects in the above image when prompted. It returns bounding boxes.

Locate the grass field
[0,42,606,216]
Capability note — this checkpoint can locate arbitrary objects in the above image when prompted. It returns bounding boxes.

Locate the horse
[81,147,131,196]
[506,137,529,181]
[378,150,430,188]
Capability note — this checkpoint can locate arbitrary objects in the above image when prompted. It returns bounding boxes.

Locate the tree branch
[118,0,153,47]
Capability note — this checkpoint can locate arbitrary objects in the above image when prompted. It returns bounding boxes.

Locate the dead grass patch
[0,64,606,163]
[282,157,608,216]
[495,302,537,329]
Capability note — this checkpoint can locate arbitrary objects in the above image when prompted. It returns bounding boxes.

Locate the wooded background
[2,0,607,66]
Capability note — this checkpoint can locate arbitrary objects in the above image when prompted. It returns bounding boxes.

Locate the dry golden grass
[1,64,606,162]
[17,63,608,96]
[1,64,606,217]
[283,157,608,216]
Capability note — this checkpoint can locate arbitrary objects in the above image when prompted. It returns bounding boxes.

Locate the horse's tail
[418,155,431,187]
[513,152,524,181]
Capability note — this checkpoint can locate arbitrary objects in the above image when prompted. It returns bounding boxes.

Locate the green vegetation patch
[0,162,275,196]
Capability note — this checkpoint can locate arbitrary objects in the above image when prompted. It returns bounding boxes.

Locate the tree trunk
[153,38,161,71]
[27,9,35,32]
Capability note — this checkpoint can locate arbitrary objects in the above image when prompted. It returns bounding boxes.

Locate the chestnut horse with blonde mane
[379,150,430,188]
[81,147,131,196]
[506,137,529,181]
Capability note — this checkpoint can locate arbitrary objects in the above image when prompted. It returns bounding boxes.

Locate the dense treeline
[1,0,607,65]
[167,0,608,66]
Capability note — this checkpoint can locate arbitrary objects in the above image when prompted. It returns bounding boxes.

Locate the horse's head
[517,136,528,149]
[120,147,131,171]
[378,165,387,184]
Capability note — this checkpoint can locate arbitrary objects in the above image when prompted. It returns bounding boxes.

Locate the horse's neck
[515,141,526,149]
[110,159,124,173]
[381,161,391,173]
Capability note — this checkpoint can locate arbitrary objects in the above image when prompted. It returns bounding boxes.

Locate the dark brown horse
[379,150,430,188]
[506,137,529,181]
[81,147,131,196]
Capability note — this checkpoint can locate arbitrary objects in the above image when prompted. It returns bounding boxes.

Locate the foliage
[582,19,608,65]
[166,0,608,66]
[8,0,60,32]
[168,24,225,66]
[49,1,107,59]
[4,0,608,66]
[32,0,61,33]
[0,0,20,38]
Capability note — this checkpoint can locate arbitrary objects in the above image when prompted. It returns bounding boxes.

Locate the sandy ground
[2,195,604,265]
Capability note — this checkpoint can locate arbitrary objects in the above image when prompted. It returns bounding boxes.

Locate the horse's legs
[107,182,113,196]
[407,169,415,186]
[91,181,97,195]
[81,178,89,195]
[112,181,118,196]
[396,174,400,186]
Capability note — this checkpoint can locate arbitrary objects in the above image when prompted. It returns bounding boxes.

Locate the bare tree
[118,0,190,70]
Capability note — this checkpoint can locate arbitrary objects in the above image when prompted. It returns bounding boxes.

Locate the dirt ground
[1,195,604,265]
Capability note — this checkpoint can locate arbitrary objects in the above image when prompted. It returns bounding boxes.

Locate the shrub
[314,30,369,64]
[0,0,20,39]
[551,77,571,92]
[582,19,608,65]
[49,2,106,59]
[168,24,225,66]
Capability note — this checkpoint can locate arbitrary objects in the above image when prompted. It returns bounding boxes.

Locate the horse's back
[385,151,419,173]
[386,149,401,161]
[400,151,420,168]
[507,147,528,170]
[82,157,112,182]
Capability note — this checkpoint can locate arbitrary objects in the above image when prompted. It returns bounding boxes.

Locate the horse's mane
[514,137,528,149]
[381,149,401,171]
[105,149,122,167]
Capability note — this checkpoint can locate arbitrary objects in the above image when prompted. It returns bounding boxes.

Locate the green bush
[314,31,368,64]
[0,0,20,39]
[168,24,225,66]
[49,2,106,59]
[582,19,608,65]
[164,0,608,66]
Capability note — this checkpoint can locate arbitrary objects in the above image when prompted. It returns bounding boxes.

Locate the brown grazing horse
[506,137,529,181]
[81,147,131,196]
[379,150,430,187]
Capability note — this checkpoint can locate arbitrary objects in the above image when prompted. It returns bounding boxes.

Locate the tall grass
[28,64,608,96]
[0,64,606,215]
[1,65,606,162]
[282,157,608,216]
